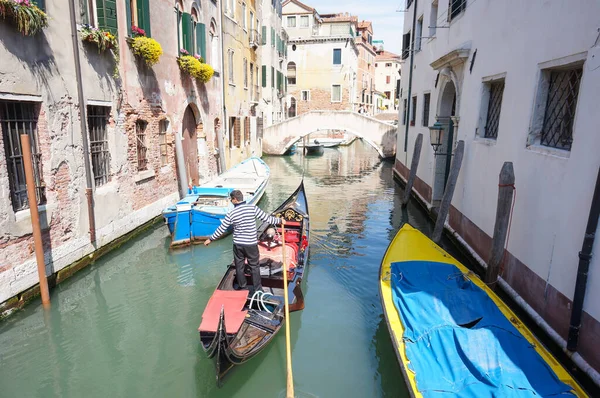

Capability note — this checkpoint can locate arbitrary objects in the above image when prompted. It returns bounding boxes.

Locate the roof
[376,50,401,62]
[374,112,398,121]
[282,0,315,13]
[358,21,373,32]
[321,12,358,23]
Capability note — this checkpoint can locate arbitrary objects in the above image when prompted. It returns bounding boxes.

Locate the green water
[0,141,467,397]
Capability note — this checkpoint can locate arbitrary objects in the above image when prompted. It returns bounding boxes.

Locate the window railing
[87,105,111,186]
[249,29,260,48]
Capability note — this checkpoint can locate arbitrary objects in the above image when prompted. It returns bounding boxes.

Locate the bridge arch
[262,111,397,158]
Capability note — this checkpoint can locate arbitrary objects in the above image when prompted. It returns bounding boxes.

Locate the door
[182,106,199,186]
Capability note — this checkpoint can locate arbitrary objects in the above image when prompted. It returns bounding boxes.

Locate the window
[385,63,392,67]
[287,62,296,85]
[386,76,391,84]
[333,48,341,65]
[331,85,341,102]
[228,116,235,148]
[415,17,423,52]
[261,26,267,45]
[422,93,430,126]
[244,117,250,143]
[127,0,151,37]
[410,96,417,126]
[262,65,267,87]
[384,91,391,99]
[227,0,235,18]
[300,15,308,27]
[193,12,207,61]
[402,31,410,60]
[250,11,254,31]
[301,90,310,101]
[402,98,407,125]
[87,105,111,186]
[449,0,466,21]
[480,80,505,139]
[0,101,46,211]
[539,67,582,150]
[242,2,247,29]
[271,66,274,88]
[210,20,219,71]
[429,2,438,36]
[289,98,296,118]
[243,58,248,88]
[287,16,296,27]
[234,118,241,147]
[135,120,148,171]
[271,27,275,47]
[159,119,169,166]
[228,49,234,84]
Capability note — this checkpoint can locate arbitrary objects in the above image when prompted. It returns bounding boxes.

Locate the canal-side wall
[395,0,600,371]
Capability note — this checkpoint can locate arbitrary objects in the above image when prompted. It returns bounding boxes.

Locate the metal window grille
[0,101,46,211]
[422,93,430,127]
[257,117,264,139]
[234,117,241,147]
[87,105,110,186]
[410,96,417,126]
[484,80,504,139]
[402,99,407,125]
[449,0,466,21]
[159,119,168,166]
[244,117,250,143]
[540,67,582,151]
[136,120,148,171]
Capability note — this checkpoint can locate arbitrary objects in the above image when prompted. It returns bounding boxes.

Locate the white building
[282,0,359,116]
[375,49,401,111]
[396,0,600,374]
[260,0,288,126]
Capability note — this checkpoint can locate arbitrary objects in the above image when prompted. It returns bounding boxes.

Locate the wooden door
[182,106,199,186]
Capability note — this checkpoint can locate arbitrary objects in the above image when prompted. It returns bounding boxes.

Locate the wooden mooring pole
[401,133,423,207]
[485,162,515,288]
[20,134,51,307]
[432,140,465,244]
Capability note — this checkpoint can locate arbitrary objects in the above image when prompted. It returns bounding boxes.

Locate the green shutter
[197,23,206,60]
[277,71,281,91]
[261,26,266,45]
[96,0,118,36]
[284,41,287,56]
[125,0,132,36]
[271,66,274,87]
[181,13,192,53]
[137,0,151,37]
[271,27,275,47]
[32,0,44,11]
[262,65,266,87]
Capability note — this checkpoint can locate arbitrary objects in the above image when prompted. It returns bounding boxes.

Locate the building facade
[260,0,288,125]
[396,0,600,372]
[221,0,263,167]
[283,0,359,116]
[355,21,376,115]
[0,0,222,308]
[375,49,401,111]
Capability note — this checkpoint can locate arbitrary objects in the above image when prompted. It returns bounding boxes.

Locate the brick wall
[291,88,352,115]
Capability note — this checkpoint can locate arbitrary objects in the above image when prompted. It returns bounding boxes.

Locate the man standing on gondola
[204,190,286,294]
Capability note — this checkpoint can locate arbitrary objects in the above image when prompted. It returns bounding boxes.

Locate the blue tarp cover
[390,260,575,397]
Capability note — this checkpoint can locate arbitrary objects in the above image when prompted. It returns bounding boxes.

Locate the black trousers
[233,244,262,292]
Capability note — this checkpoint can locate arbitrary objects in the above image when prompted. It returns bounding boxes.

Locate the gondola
[198,181,310,385]
[379,224,586,397]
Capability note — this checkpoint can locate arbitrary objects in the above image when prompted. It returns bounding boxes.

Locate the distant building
[375,49,401,111]
[396,0,600,373]
[356,21,377,115]
[282,0,359,115]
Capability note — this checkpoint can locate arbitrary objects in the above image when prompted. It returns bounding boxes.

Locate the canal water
[0,140,469,397]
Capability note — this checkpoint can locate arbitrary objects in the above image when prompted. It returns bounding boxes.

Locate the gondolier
[204,190,285,294]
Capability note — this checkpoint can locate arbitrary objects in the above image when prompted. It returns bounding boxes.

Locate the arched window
[288,97,297,118]
[287,62,296,85]
[210,19,219,71]
[175,0,184,54]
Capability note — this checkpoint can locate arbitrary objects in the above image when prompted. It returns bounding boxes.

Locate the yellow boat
[379,224,587,397]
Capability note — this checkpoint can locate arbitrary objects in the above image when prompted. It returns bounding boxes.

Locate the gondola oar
[281,223,294,398]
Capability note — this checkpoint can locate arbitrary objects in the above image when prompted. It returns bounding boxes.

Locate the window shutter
[261,26,267,45]
[137,0,151,37]
[125,0,132,36]
[197,22,206,59]
[271,66,274,87]
[262,65,266,87]
[96,0,118,36]
[182,13,193,53]
[271,27,275,47]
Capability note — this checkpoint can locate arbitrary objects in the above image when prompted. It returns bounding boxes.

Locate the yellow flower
[131,37,163,66]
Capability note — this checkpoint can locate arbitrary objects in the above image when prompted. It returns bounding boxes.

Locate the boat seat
[198,290,248,334]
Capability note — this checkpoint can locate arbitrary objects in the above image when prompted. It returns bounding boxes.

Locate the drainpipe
[402,0,418,158]
[218,0,228,172]
[68,0,96,243]
[567,166,600,352]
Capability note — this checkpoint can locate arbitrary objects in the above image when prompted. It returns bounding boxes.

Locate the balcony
[249,29,260,49]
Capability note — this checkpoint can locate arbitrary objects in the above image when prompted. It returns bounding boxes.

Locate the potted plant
[128,25,163,66]
[80,24,118,52]
[177,52,214,83]
[0,0,48,36]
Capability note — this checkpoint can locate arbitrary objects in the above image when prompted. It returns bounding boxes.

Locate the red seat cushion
[198,290,248,334]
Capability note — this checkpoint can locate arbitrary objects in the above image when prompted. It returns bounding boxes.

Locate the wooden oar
[281,223,294,398]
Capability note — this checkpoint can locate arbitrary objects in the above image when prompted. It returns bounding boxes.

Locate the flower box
[177,55,214,83]
[0,0,48,36]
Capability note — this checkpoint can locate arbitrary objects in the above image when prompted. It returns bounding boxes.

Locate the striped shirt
[210,202,281,245]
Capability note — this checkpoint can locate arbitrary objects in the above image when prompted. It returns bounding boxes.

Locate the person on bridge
[204,190,286,294]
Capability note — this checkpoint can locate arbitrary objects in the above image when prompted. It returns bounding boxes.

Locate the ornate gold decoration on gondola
[276,209,303,222]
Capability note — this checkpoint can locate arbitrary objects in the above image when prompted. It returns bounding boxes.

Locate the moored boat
[162,157,270,247]
[198,181,310,385]
[379,224,587,397]
[304,142,324,156]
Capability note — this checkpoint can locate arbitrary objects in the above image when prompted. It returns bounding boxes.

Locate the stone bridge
[262,111,397,158]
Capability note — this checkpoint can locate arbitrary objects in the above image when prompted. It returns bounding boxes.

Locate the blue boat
[162,157,270,247]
